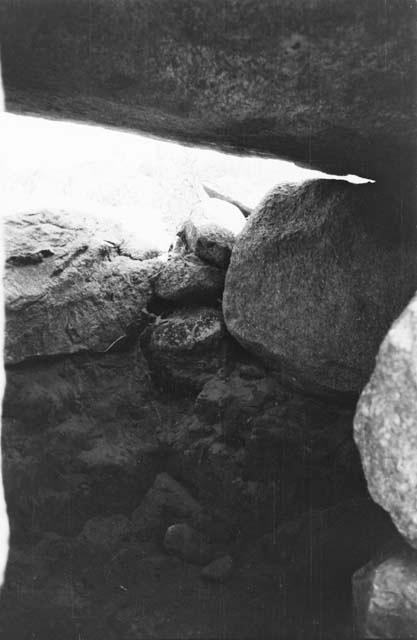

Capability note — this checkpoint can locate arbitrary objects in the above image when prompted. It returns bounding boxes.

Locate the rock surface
[4,209,163,364]
[145,306,227,390]
[353,546,417,639]
[154,255,224,303]
[2,1,416,182]
[223,180,417,396]
[178,197,246,269]
[354,293,417,549]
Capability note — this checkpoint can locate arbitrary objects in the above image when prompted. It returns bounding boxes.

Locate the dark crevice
[6,248,55,266]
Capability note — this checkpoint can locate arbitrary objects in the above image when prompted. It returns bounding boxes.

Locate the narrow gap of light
[1,114,373,231]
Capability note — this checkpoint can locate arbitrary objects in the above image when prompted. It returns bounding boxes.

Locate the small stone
[353,546,417,639]
[179,197,246,269]
[223,180,417,396]
[163,523,214,565]
[201,555,233,582]
[154,255,224,302]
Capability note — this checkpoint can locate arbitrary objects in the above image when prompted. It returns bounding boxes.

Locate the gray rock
[146,307,226,390]
[132,472,203,540]
[80,515,133,549]
[179,198,246,269]
[223,180,417,396]
[354,293,417,549]
[154,255,224,302]
[353,547,417,639]
[163,523,214,565]
[4,208,163,364]
[3,1,415,182]
[201,555,233,583]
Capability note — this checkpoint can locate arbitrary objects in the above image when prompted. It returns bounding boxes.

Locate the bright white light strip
[1,112,371,227]
[0,59,10,591]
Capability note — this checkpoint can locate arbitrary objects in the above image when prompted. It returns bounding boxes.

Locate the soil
[0,533,354,640]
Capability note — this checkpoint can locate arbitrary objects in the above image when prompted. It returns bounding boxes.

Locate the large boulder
[4,208,163,364]
[1,1,416,183]
[223,180,417,397]
[354,293,417,549]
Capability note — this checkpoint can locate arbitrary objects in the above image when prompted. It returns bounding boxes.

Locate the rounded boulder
[223,180,417,396]
[354,294,417,549]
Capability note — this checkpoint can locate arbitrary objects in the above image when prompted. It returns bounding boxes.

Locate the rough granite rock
[354,293,417,549]
[4,209,163,364]
[2,1,416,182]
[223,180,417,397]
[146,307,227,390]
[154,255,224,303]
[353,546,417,639]
[179,197,246,269]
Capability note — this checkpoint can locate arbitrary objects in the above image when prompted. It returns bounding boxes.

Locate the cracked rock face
[4,209,164,364]
[154,254,225,303]
[354,294,417,549]
[223,180,417,397]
